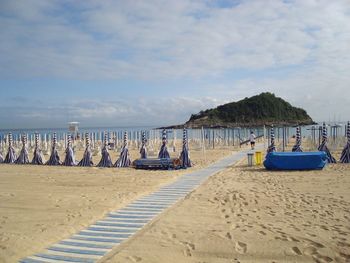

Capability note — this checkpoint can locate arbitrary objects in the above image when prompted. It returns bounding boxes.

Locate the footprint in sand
[235,241,247,254]
[338,252,350,261]
[337,241,350,248]
[183,249,192,257]
[306,239,325,249]
[287,236,300,242]
[292,226,301,232]
[230,223,238,230]
[303,246,317,256]
[291,246,302,255]
[128,256,142,262]
[312,253,333,263]
[306,232,317,238]
[258,231,266,236]
[274,236,288,242]
[319,225,329,231]
[181,241,195,257]
[186,243,195,250]
[259,224,268,230]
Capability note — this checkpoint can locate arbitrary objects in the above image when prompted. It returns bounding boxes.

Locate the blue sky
[0,0,349,129]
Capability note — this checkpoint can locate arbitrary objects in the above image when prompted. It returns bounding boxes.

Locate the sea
[0,122,347,142]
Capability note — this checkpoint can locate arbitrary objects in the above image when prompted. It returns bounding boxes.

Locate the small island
[163,92,315,128]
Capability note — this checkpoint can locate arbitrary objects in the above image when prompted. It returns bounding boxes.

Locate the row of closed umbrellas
[0,129,192,168]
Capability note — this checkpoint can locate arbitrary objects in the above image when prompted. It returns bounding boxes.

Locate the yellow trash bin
[255,151,262,165]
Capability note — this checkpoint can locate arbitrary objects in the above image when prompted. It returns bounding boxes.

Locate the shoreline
[158,121,317,130]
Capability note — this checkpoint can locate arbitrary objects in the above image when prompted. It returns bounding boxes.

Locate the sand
[102,161,350,263]
[0,146,237,263]
[2,139,349,263]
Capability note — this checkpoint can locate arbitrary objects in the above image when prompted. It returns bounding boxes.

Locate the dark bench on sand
[133,158,181,170]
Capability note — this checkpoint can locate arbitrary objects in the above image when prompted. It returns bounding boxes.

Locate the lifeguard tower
[68,122,79,138]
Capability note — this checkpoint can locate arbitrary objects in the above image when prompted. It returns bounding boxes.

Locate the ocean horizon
[0,122,347,142]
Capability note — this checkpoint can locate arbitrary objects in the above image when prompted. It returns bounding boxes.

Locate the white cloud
[0,97,224,128]
[1,0,349,79]
[1,0,350,126]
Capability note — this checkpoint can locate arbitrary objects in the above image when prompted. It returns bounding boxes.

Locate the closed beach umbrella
[15,134,30,164]
[267,125,276,153]
[0,136,3,163]
[97,132,113,167]
[46,133,61,165]
[140,131,147,159]
[340,121,350,163]
[180,128,191,168]
[318,122,336,163]
[78,133,93,167]
[32,133,44,165]
[4,133,17,163]
[158,129,170,159]
[292,126,303,152]
[63,134,76,166]
[115,131,131,167]
[0,147,3,163]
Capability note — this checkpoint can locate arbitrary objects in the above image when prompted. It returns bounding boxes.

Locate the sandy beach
[1,141,350,263]
[102,161,350,263]
[0,147,236,263]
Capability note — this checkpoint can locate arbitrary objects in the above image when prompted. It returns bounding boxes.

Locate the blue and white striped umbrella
[46,133,61,165]
[0,135,3,163]
[158,129,170,159]
[318,122,336,163]
[32,133,44,165]
[340,121,350,163]
[139,131,147,159]
[267,125,276,153]
[115,131,131,167]
[15,134,30,164]
[78,133,93,167]
[4,133,17,163]
[63,134,76,166]
[180,128,191,168]
[292,126,303,152]
[97,132,113,167]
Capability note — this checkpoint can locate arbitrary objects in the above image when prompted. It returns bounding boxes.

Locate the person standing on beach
[249,131,256,150]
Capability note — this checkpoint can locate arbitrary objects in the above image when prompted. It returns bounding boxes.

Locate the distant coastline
[158,120,317,130]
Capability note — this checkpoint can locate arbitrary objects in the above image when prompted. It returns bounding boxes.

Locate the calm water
[0,123,347,142]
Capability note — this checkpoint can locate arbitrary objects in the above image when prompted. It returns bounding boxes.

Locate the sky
[0,0,349,129]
